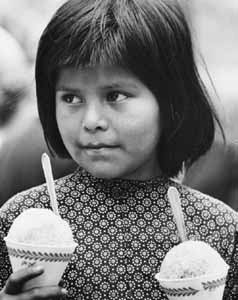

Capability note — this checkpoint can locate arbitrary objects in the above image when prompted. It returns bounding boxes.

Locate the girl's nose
[82,102,108,132]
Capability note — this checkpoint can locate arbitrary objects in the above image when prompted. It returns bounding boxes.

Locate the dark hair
[35,0,223,178]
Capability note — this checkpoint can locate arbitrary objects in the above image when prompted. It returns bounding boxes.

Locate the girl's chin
[81,163,128,180]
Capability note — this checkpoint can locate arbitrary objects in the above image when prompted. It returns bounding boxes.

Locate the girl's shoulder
[171,181,238,261]
[172,180,238,227]
[0,171,77,232]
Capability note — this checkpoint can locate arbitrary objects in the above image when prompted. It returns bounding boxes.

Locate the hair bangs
[58,34,127,70]
[45,1,137,76]
[44,0,166,81]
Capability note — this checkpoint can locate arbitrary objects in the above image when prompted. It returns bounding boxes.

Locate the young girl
[0,0,238,299]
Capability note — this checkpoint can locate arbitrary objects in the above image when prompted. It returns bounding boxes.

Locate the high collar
[72,166,169,191]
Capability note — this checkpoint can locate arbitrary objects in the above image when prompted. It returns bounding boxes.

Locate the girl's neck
[76,166,166,185]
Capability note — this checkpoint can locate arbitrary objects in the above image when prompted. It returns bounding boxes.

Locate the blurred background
[0,0,237,208]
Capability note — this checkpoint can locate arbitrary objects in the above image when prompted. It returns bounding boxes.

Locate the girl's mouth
[81,143,118,150]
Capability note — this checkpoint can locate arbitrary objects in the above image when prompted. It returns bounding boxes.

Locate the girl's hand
[0,266,67,299]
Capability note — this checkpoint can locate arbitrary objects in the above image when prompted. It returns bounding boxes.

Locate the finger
[16,286,67,300]
[4,266,44,295]
[58,279,64,287]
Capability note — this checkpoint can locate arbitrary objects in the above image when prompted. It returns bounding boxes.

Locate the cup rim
[4,237,77,250]
[155,265,229,284]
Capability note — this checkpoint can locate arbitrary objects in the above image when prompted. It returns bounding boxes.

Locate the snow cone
[155,240,229,300]
[4,208,77,290]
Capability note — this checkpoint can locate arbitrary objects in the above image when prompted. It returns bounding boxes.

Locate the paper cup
[4,238,77,291]
[155,266,229,300]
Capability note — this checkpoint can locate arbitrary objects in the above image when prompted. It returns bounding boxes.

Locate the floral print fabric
[0,167,238,300]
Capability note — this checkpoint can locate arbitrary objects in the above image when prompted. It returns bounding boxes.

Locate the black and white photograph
[0,1,238,299]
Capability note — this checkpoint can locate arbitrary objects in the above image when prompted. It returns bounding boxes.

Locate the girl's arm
[223,230,238,300]
[0,209,12,290]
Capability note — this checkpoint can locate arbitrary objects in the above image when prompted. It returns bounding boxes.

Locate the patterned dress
[0,167,238,300]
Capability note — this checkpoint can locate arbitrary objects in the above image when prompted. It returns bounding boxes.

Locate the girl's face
[55,65,162,180]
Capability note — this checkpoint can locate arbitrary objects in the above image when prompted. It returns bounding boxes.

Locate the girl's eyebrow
[102,82,139,90]
[55,86,82,93]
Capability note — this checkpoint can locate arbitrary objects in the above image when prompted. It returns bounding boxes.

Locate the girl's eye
[61,94,82,104]
[107,91,128,103]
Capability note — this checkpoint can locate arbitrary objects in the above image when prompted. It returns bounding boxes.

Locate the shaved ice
[6,208,74,246]
[159,240,228,279]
